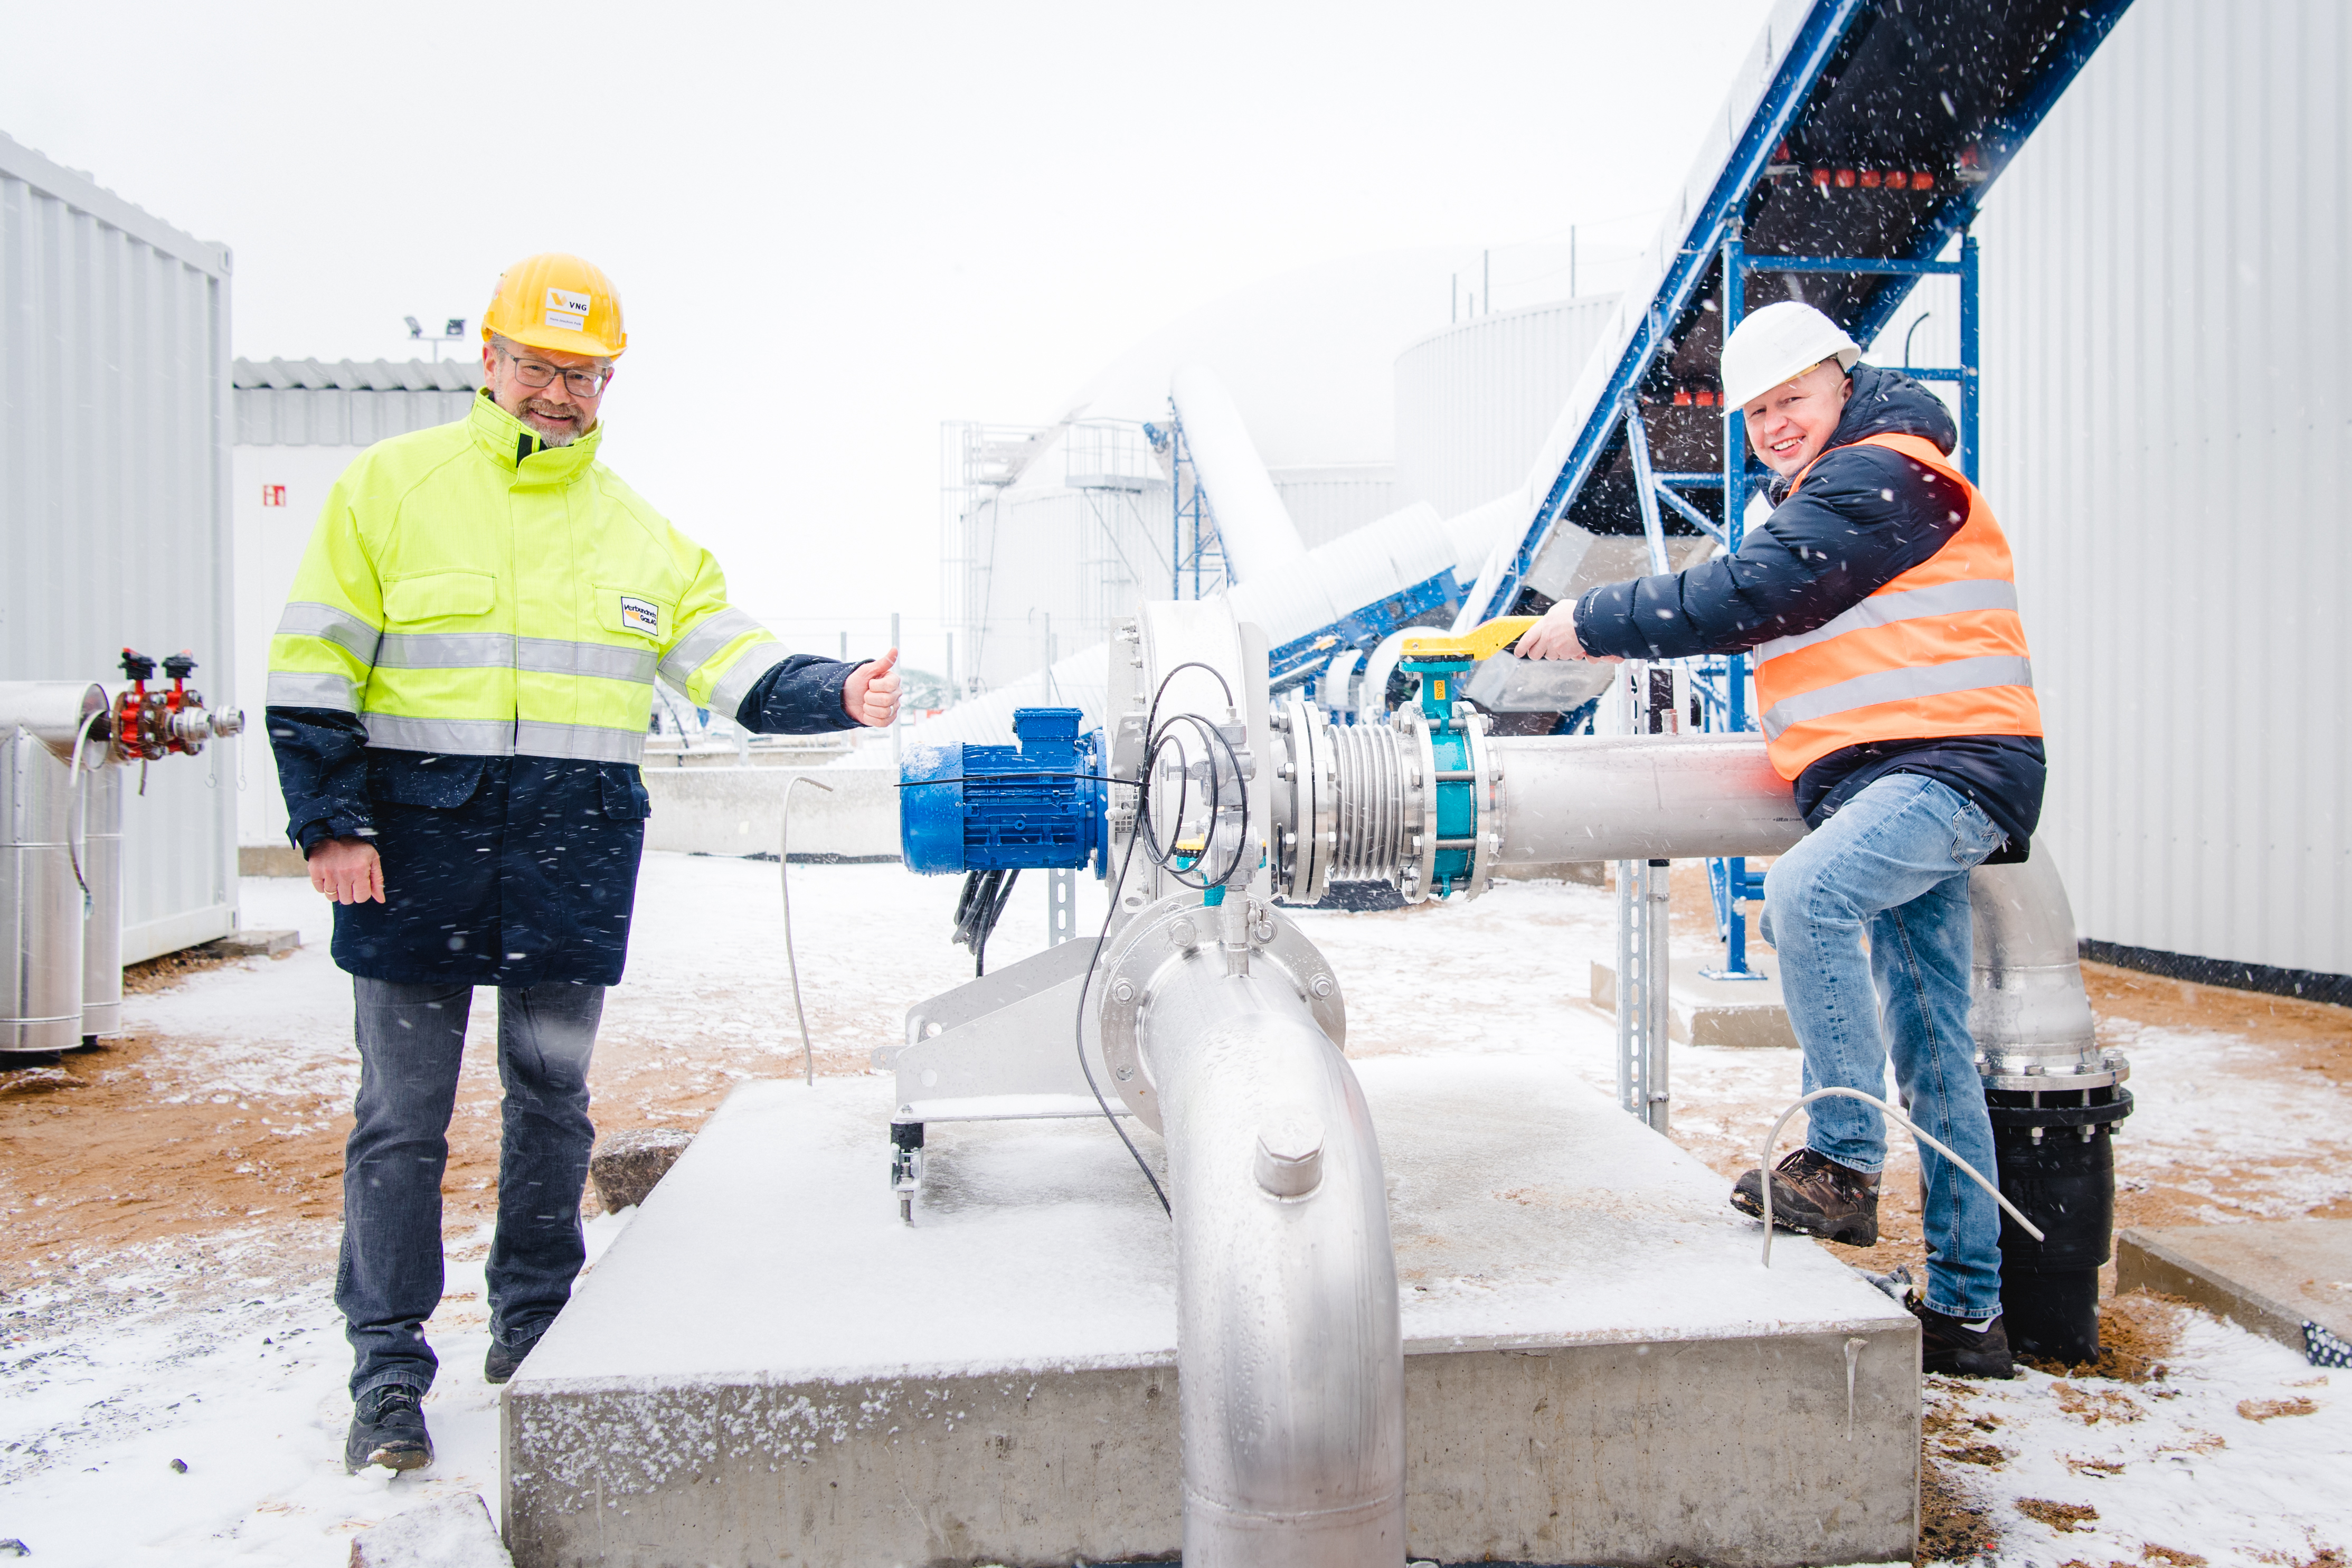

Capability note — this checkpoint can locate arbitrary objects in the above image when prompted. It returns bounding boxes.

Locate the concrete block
[347,1492,512,1566]
[1592,959,1798,1049]
[588,1127,694,1212]
[640,764,898,860]
[238,844,308,877]
[503,1055,1915,1567]
[203,927,301,958]
[2117,1220,2352,1355]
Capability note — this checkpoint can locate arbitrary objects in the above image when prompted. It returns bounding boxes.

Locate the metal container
[80,762,124,1041]
[1,130,238,965]
[2,729,87,1053]
[1392,293,1620,522]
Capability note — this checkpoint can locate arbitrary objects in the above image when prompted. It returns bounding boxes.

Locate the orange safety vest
[1753,432,2042,781]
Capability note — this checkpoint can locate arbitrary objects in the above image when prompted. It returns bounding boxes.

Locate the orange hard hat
[480,252,627,359]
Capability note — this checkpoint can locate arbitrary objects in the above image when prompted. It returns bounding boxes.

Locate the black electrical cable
[951,867,1022,977]
[1067,658,1254,1219]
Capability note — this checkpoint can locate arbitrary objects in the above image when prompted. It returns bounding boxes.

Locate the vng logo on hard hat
[544,287,593,333]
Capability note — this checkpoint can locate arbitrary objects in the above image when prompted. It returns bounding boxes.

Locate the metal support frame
[1047,866,1076,947]
[1613,664,1675,1134]
[1160,405,1227,601]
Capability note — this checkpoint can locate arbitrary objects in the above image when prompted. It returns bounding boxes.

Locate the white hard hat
[1720,300,1860,410]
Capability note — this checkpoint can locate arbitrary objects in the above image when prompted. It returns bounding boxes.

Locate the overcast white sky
[3,0,1769,674]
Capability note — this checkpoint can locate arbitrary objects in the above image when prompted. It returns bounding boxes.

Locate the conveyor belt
[1471,0,2137,621]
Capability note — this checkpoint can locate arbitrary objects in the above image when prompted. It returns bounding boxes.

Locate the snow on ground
[1,853,2345,1564]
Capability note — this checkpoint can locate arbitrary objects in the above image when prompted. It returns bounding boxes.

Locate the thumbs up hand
[843,647,902,728]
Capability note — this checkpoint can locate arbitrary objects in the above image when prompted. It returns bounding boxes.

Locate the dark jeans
[337,977,604,1399]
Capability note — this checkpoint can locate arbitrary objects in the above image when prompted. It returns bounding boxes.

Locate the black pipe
[1986,1085,2133,1364]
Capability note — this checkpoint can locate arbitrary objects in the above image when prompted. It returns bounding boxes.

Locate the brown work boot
[1730,1147,1881,1245]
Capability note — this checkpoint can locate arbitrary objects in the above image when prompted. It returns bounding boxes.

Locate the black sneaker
[344,1384,433,1474]
[1908,1297,2018,1379]
[484,1330,543,1386]
[1730,1147,1881,1245]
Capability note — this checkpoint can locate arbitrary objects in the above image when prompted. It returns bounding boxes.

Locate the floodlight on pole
[404,314,470,362]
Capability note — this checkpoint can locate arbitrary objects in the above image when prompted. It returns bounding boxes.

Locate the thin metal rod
[1622,398,1671,575]
[1651,479,1726,545]
[1754,1087,2043,1267]
[779,775,837,1086]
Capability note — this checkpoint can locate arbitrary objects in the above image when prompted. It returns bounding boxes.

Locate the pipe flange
[1089,891,1346,1135]
[1461,706,1501,896]
[1393,710,1439,905]
[1979,1046,2128,1093]
[1276,693,1335,905]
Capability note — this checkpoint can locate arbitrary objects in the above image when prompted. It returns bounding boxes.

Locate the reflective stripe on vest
[361,712,647,764]
[1753,432,2042,780]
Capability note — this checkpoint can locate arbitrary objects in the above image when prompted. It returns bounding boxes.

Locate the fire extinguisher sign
[262,484,286,506]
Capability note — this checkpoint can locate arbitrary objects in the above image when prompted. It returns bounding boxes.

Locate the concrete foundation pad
[503,1053,1915,1567]
[1592,960,1798,1049]
[2117,1220,2352,1354]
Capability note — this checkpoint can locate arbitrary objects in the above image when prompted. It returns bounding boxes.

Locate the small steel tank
[0,683,108,1054]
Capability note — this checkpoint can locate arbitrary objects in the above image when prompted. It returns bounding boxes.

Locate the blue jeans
[1761,773,2005,1321]
[337,977,603,1399]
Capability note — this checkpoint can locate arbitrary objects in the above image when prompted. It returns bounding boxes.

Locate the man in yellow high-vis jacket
[267,253,901,1473]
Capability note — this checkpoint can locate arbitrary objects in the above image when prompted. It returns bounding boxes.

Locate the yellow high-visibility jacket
[268,391,793,764]
[264,391,861,986]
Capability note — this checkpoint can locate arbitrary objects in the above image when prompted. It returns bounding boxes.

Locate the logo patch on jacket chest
[620,596,661,638]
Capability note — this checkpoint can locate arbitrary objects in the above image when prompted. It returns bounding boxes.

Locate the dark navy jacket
[267,656,864,986]
[1572,365,2044,858]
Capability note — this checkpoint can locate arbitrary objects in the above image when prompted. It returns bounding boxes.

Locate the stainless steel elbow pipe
[1090,893,1405,1567]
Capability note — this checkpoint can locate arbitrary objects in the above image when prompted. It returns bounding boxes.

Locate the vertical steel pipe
[80,763,124,1042]
[1136,958,1405,1567]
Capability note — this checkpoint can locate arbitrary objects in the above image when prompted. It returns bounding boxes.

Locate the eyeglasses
[496,347,612,398]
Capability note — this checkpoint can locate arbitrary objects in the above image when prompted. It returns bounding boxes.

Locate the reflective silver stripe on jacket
[515,721,646,764]
[657,608,764,688]
[376,632,515,669]
[705,639,795,721]
[275,601,382,664]
[265,671,356,711]
[1753,580,2022,663]
[518,638,656,683]
[1759,655,2035,740]
[360,713,648,764]
[361,714,519,754]
[374,634,655,683]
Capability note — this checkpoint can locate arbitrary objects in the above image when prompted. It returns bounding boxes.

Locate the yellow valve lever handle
[1399,615,1540,663]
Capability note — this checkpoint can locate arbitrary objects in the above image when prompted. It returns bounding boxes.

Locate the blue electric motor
[900,707,1108,876]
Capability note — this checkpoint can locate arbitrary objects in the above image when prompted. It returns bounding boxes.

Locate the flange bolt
[1111,979,1137,1004]
[1309,974,1335,999]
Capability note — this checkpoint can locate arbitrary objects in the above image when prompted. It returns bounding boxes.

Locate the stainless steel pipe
[81,763,125,1042]
[1128,921,1405,1567]
[1969,845,2110,1085]
[1488,733,1807,867]
[2,730,87,1052]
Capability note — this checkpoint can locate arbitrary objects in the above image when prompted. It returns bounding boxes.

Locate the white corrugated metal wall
[1968,0,2348,980]
[0,130,239,960]
[1392,294,1619,521]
